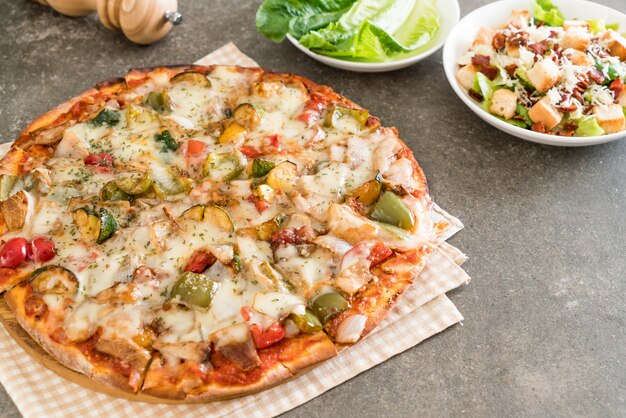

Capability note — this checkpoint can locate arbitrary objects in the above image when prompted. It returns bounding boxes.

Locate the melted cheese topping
[8,66,434,357]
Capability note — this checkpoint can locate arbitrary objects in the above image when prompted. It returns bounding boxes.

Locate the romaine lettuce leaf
[258,0,440,62]
[533,0,565,27]
[473,72,495,110]
[256,0,357,42]
[575,117,605,137]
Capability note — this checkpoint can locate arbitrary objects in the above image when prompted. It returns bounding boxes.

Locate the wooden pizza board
[0,295,324,404]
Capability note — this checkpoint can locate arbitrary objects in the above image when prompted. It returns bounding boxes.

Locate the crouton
[528,97,563,130]
[489,89,518,119]
[508,10,531,29]
[562,48,593,66]
[602,31,626,61]
[563,20,589,31]
[617,89,626,107]
[592,104,626,134]
[609,35,626,61]
[507,44,521,58]
[473,27,497,48]
[456,65,479,91]
[560,27,592,51]
[526,59,561,93]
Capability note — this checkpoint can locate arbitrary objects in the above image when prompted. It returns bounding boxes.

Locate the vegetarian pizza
[0,65,439,400]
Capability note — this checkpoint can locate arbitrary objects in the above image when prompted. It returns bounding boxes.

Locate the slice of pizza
[0,65,436,399]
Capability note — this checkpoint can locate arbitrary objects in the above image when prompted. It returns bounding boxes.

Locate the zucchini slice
[115,173,153,195]
[73,207,118,244]
[254,215,283,241]
[100,181,132,201]
[233,103,261,129]
[180,204,206,221]
[251,159,275,178]
[30,265,78,295]
[170,71,212,88]
[266,161,298,193]
[203,205,235,232]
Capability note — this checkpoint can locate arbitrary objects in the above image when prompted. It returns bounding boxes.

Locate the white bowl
[286,0,460,73]
[443,0,626,147]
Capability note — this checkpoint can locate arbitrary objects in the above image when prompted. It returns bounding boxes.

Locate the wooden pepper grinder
[33,0,182,45]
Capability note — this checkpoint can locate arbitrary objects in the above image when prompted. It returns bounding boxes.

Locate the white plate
[286,0,460,73]
[442,0,626,147]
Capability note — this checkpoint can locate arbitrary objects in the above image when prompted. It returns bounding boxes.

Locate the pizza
[0,65,439,400]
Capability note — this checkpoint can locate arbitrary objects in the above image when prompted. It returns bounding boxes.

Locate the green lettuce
[257,0,441,62]
[533,0,565,27]
[587,19,620,34]
[575,117,605,137]
[256,0,357,42]
[473,72,495,111]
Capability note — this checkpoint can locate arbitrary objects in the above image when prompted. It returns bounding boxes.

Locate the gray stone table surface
[0,0,625,417]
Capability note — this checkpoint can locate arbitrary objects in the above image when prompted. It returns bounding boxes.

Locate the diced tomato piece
[0,238,28,269]
[261,134,281,154]
[240,145,263,159]
[185,139,207,156]
[610,78,624,97]
[240,306,252,321]
[297,112,319,125]
[368,242,392,267]
[84,153,114,167]
[250,323,286,349]
[247,195,270,213]
[184,251,217,273]
[297,94,328,125]
[28,237,56,263]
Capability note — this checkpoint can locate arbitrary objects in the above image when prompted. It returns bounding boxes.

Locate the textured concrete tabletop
[1,0,625,417]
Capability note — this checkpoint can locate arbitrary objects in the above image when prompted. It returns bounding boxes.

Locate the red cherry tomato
[84,153,114,167]
[29,237,56,262]
[184,251,217,273]
[250,323,286,349]
[0,238,29,269]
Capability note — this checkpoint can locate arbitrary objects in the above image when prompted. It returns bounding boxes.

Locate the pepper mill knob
[32,0,181,45]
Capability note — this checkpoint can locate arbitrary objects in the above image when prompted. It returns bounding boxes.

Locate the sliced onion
[284,319,300,338]
[335,314,367,344]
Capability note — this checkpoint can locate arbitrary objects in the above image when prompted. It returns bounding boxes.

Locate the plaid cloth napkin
[0,43,470,418]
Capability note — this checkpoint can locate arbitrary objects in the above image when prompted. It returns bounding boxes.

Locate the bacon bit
[549,30,558,38]
[508,31,528,47]
[471,55,491,66]
[247,195,270,213]
[468,89,484,102]
[493,32,506,50]
[239,145,263,159]
[271,226,315,247]
[610,78,624,99]
[480,65,499,81]
[527,41,550,55]
[531,121,546,133]
[260,134,281,154]
[558,122,578,136]
[588,68,606,85]
[505,64,518,78]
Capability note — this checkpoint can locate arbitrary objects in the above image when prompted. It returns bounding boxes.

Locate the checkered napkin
[0,43,471,418]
